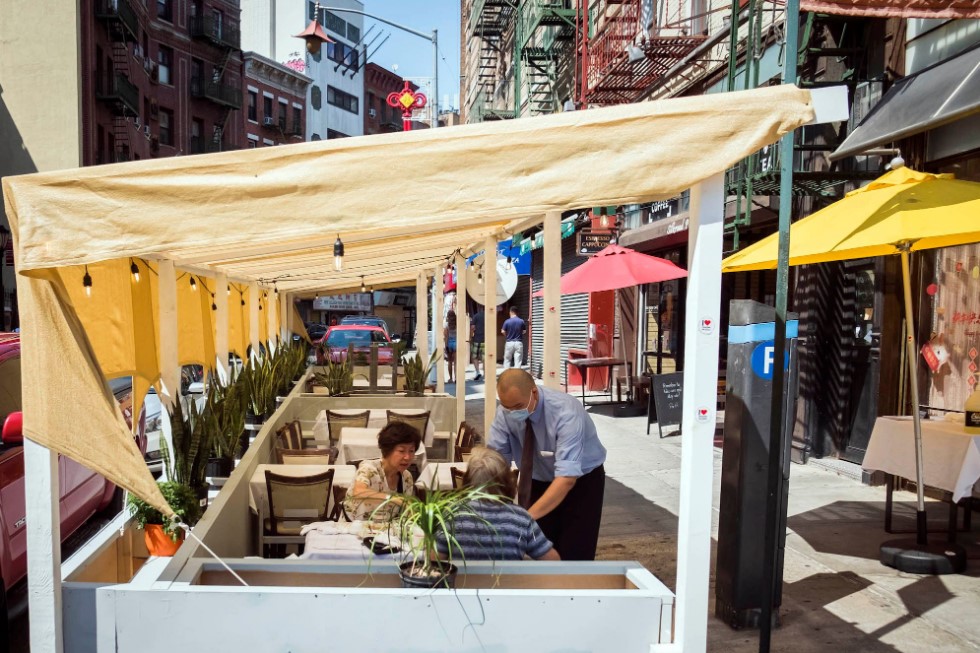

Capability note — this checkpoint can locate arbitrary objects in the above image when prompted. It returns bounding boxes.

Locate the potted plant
[127,480,203,556]
[239,355,277,453]
[163,398,212,507]
[312,357,353,396]
[402,350,441,396]
[377,481,500,589]
[205,371,246,479]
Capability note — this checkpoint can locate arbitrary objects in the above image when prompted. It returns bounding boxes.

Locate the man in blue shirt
[501,307,526,369]
[488,369,607,560]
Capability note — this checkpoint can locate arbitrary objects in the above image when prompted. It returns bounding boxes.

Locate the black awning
[831,45,980,160]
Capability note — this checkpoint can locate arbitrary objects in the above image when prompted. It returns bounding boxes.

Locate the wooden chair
[453,421,478,462]
[276,420,305,449]
[451,467,466,489]
[386,410,430,442]
[325,410,370,443]
[262,469,334,557]
[275,448,336,465]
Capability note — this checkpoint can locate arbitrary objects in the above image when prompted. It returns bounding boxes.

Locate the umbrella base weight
[879,538,966,575]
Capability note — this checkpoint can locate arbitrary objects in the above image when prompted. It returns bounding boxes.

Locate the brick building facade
[363,63,415,136]
[243,52,311,148]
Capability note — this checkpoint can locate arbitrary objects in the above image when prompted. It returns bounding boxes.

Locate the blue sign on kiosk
[750,341,790,381]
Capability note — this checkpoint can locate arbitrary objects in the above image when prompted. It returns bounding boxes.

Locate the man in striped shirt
[435,448,559,561]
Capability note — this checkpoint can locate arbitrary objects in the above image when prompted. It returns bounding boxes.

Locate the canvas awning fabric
[2,84,814,516]
[832,45,980,160]
[800,0,980,18]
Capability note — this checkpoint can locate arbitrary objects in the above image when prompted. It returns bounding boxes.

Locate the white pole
[484,236,498,437]
[215,273,229,379]
[417,273,429,370]
[456,253,468,428]
[674,173,725,653]
[543,211,562,389]
[158,260,179,408]
[280,292,290,342]
[266,286,277,351]
[901,249,928,535]
[249,281,261,360]
[435,265,445,393]
[25,440,63,653]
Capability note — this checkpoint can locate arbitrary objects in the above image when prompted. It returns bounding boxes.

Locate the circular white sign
[466,255,518,306]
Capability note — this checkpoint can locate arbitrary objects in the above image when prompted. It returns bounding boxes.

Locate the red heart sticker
[704,319,711,326]
[699,409,708,416]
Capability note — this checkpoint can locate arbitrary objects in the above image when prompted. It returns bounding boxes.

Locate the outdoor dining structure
[3,84,844,652]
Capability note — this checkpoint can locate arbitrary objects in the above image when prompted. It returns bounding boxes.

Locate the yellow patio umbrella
[722,166,980,573]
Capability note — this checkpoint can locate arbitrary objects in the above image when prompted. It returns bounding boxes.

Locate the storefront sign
[577,229,616,256]
[313,293,372,312]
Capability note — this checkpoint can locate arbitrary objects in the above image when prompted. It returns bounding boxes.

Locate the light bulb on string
[360,277,366,293]
[83,266,93,297]
[130,259,140,283]
[211,294,217,311]
[190,276,197,291]
[333,234,345,271]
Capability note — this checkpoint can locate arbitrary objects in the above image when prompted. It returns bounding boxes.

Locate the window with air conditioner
[263,116,275,127]
[369,108,377,118]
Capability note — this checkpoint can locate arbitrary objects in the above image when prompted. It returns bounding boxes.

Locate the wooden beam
[434,265,445,393]
[249,282,260,360]
[416,273,428,373]
[483,235,498,437]
[158,259,179,406]
[215,273,229,379]
[455,253,468,429]
[24,440,63,653]
[542,211,562,389]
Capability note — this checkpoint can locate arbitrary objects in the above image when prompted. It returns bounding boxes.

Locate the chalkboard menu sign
[649,372,683,439]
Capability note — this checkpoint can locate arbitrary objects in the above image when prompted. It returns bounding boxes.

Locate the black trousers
[531,464,605,561]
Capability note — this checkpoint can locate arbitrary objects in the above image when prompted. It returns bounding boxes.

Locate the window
[190,118,204,154]
[157,0,172,21]
[324,10,345,36]
[326,129,349,139]
[278,99,288,130]
[157,45,173,85]
[159,108,173,146]
[327,42,358,70]
[190,58,203,95]
[292,106,302,134]
[212,9,223,39]
[247,140,257,148]
[311,86,322,110]
[263,95,273,121]
[247,91,257,121]
[327,85,358,114]
[347,24,360,43]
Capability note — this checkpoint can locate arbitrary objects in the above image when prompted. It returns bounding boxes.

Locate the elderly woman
[343,421,421,522]
[436,447,560,561]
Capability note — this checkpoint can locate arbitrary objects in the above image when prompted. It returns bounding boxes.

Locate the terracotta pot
[144,523,184,557]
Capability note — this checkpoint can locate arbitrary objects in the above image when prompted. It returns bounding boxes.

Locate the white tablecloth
[311,408,435,446]
[299,521,422,561]
[248,464,356,515]
[335,427,428,468]
[863,416,980,502]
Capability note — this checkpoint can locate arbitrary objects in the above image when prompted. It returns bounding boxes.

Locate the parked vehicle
[339,315,390,337]
[305,322,328,342]
[0,333,146,627]
[317,325,395,365]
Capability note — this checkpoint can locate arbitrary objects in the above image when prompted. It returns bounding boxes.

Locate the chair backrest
[326,410,370,442]
[276,448,335,465]
[264,469,334,534]
[454,421,478,462]
[451,467,466,490]
[276,420,305,449]
[386,410,430,441]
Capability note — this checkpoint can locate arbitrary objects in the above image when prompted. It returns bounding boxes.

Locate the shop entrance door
[842,260,882,463]
[642,276,685,376]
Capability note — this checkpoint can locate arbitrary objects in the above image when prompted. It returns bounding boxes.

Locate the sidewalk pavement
[456,369,980,653]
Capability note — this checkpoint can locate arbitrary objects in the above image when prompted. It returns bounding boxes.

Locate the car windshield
[326,330,389,347]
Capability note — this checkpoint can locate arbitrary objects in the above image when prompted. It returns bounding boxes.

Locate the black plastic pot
[206,457,234,478]
[192,484,210,510]
[398,561,458,589]
[242,412,264,457]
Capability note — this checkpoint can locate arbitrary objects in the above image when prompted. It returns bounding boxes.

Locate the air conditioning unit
[143,125,152,138]
[262,116,275,127]
[368,108,376,118]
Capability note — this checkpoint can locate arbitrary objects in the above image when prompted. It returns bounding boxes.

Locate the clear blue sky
[360,1,461,111]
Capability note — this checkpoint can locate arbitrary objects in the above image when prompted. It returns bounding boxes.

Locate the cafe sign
[577,228,616,256]
[313,293,372,312]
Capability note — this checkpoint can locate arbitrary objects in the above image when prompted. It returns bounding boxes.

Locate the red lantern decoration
[387,81,427,132]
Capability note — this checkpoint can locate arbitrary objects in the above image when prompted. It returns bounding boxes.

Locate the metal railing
[94,0,139,42]
[189,16,241,50]
[95,71,139,116]
[190,79,242,109]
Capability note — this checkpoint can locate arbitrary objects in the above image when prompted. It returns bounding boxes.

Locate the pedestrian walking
[444,310,457,383]
[471,307,485,381]
[487,369,607,560]
[501,307,526,369]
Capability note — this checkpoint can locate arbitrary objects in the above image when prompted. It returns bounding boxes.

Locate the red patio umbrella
[532,244,687,296]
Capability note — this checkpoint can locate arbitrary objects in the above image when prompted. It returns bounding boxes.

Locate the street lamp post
[304,6,440,128]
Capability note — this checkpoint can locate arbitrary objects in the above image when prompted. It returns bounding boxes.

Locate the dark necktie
[517,422,535,508]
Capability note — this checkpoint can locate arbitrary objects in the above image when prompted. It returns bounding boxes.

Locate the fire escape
[468,0,517,122]
[516,1,577,116]
[189,14,242,151]
[577,0,706,107]
[94,0,141,162]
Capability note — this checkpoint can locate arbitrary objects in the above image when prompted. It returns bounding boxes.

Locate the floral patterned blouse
[342,459,415,522]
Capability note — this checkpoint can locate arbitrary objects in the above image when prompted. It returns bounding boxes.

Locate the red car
[316,325,395,366]
[0,333,145,623]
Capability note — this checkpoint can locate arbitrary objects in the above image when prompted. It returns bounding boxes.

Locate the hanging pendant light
[211,294,217,311]
[130,259,141,283]
[333,234,345,271]
[360,276,366,293]
[190,276,198,291]
[83,266,93,297]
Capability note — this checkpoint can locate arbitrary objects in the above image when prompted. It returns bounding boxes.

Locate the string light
[333,234,345,271]
[130,258,140,283]
[360,276,366,293]
[273,282,279,295]
[211,294,217,311]
[83,265,92,297]
[190,276,197,291]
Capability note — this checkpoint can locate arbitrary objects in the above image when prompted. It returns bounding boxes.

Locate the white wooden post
[249,282,261,359]
[215,273,229,379]
[542,211,562,389]
[455,253,468,427]
[483,236,498,437]
[416,273,429,371]
[158,260,179,408]
[280,292,290,342]
[25,440,63,653]
[434,265,445,393]
[266,286,277,351]
[672,173,725,653]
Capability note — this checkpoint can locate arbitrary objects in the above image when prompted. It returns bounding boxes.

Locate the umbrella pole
[900,250,928,544]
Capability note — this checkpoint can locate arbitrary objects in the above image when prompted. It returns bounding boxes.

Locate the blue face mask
[504,393,534,427]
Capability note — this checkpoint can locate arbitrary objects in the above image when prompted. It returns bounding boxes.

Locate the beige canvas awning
[2,84,814,515]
